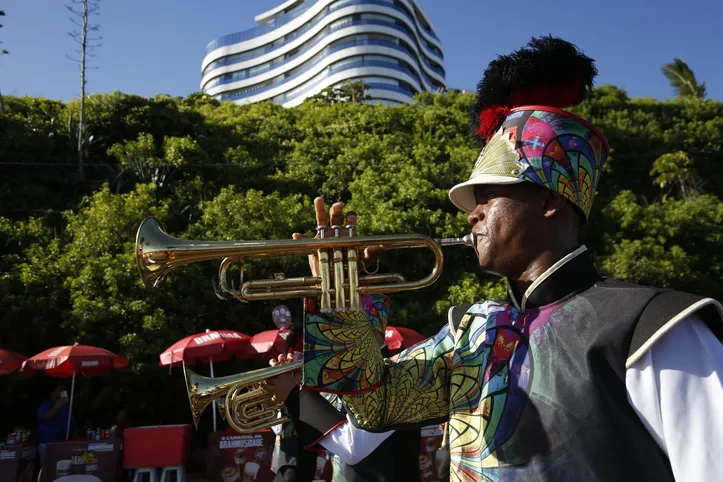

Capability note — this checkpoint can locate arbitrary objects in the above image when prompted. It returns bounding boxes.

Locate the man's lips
[472,226,489,238]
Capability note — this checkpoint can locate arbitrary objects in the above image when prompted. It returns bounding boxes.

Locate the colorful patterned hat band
[449,106,609,219]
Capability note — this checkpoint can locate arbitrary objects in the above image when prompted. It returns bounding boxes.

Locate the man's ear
[542,191,565,219]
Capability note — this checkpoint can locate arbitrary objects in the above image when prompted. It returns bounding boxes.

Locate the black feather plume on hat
[471,36,598,146]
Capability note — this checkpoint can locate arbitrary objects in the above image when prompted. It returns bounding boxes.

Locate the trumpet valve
[347,248,360,309]
[332,246,346,310]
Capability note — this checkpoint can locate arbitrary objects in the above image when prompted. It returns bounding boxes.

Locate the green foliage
[308,80,371,104]
[434,275,508,317]
[650,151,701,200]
[108,133,204,187]
[599,191,723,295]
[661,58,707,100]
[1,87,722,432]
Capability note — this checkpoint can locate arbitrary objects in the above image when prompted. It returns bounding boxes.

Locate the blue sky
[1,0,721,102]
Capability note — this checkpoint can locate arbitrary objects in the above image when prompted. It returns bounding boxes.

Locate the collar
[507,246,601,310]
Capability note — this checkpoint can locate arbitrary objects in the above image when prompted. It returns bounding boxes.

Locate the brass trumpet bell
[135,217,473,311]
[184,361,301,434]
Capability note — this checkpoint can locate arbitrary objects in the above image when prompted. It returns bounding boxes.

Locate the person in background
[37,383,70,466]
[270,316,312,481]
[115,407,129,441]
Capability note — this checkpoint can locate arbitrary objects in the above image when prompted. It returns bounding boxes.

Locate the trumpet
[184,360,302,433]
[135,217,474,311]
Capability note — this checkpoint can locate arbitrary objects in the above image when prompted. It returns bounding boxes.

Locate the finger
[278,354,287,365]
[345,211,358,235]
[329,202,344,230]
[269,359,278,366]
[292,233,309,240]
[314,197,328,229]
[362,244,391,262]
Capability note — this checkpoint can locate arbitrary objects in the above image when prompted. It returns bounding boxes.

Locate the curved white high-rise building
[201,0,445,107]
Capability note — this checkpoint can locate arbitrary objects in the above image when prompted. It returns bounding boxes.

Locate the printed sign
[419,424,445,482]
[39,440,121,482]
[208,430,277,482]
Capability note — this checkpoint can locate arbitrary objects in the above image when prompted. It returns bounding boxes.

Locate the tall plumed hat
[448,36,609,219]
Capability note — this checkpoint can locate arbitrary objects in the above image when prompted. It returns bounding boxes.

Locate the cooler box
[123,424,192,468]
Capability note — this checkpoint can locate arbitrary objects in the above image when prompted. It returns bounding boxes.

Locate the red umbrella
[0,349,28,375]
[21,344,129,440]
[248,329,291,359]
[159,329,251,367]
[385,326,426,355]
[21,345,128,378]
[159,329,251,432]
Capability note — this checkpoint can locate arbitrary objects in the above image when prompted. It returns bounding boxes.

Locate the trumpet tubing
[136,217,474,311]
[184,361,301,434]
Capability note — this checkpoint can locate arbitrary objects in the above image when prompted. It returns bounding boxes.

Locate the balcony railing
[219,59,419,103]
[205,1,315,53]
[204,33,440,93]
[204,0,443,65]
[204,18,445,90]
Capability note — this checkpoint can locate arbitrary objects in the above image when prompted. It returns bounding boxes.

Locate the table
[40,439,122,482]
[0,442,37,482]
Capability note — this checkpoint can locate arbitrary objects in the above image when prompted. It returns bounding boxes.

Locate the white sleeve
[626,315,723,482]
[271,411,284,435]
[317,414,395,465]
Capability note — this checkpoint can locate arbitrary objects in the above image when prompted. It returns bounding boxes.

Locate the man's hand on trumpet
[292,197,388,276]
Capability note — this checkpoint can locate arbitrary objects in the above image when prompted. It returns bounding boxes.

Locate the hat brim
[448,175,526,213]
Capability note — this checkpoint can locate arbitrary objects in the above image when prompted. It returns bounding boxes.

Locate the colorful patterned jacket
[303,247,723,481]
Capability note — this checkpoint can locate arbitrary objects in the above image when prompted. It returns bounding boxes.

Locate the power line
[1,149,721,169]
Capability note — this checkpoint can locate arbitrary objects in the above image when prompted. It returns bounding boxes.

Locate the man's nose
[468,206,484,225]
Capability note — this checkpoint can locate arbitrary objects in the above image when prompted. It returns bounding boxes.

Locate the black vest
[442,250,723,481]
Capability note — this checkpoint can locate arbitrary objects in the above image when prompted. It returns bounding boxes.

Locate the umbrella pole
[66,369,76,440]
[209,357,217,432]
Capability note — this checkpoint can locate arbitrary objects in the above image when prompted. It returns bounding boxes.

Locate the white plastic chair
[160,465,186,482]
[132,467,158,482]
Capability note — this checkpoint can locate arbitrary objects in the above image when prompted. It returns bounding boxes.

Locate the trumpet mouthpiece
[435,234,475,248]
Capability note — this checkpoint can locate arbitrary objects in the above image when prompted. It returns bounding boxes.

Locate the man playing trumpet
[269,36,723,481]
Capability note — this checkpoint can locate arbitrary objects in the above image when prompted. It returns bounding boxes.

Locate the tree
[0,10,9,113]
[67,0,102,181]
[1,87,723,434]
[661,58,706,100]
[308,80,371,104]
[650,151,702,200]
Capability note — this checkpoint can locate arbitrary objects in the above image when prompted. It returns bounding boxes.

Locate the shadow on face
[468,183,581,278]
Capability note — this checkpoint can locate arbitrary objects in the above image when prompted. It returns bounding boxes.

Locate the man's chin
[477,258,504,278]
[478,266,504,278]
